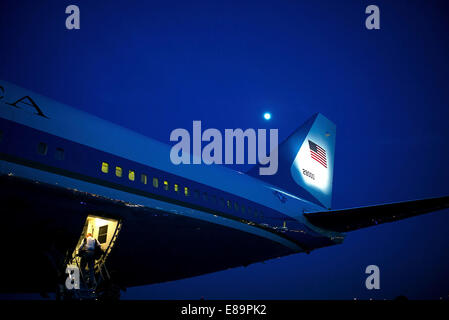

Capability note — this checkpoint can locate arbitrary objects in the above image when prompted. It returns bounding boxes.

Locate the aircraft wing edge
[304,196,449,232]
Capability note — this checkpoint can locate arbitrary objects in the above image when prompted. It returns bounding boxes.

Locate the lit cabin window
[98,225,108,244]
[55,147,64,160]
[128,170,135,181]
[174,184,179,192]
[283,221,287,228]
[226,200,231,209]
[141,174,147,184]
[163,180,169,191]
[37,142,48,155]
[153,178,159,188]
[101,162,109,173]
[184,187,189,196]
[115,166,123,177]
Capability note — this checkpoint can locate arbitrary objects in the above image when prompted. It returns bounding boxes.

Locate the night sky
[1,0,449,299]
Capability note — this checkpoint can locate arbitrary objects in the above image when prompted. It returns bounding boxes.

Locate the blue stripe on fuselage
[0,117,335,250]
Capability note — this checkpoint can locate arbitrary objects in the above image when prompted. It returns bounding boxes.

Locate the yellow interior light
[101,162,109,173]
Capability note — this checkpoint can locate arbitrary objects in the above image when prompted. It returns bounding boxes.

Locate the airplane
[0,79,448,299]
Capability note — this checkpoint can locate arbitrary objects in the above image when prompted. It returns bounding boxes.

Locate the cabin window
[234,202,239,212]
[283,221,287,228]
[101,162,109,173]
[115,166,123,177]
[219,198,225,207]
[194,190,200,198]
[163,180,169,191]
[98,225,108,244]
[226,200,231,209]
[247,207,252,216]
[55,147,65,160]
[174,184,179,192]
[210,195,217,205]
[141,174,147,184]
[184,187,189,196]
[202,192,208,201]
[128,170,135,181]
[153,177,159,188]
[37,142,48,155]
[241,205,246,214]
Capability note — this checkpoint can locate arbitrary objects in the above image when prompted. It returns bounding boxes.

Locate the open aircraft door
[63,214,122,300]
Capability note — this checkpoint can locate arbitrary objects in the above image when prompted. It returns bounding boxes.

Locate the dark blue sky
[1,0,449,299]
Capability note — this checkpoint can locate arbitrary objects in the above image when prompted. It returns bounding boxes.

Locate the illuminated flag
[308,140,327,168]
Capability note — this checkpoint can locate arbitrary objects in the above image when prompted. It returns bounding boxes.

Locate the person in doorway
[79,233,101,289]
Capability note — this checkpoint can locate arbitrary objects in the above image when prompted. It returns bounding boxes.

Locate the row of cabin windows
[0,138,64,161]
[3,138,265,220]
[101,162,146,183]
[100,161,263,218]
[37,142,65,160]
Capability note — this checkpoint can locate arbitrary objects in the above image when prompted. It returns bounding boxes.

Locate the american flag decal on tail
[308,140,327,168]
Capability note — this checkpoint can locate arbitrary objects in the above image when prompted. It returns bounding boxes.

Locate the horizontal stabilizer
[304,196,449,232]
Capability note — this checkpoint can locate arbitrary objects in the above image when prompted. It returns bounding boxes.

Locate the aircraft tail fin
[248,113,336,208]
